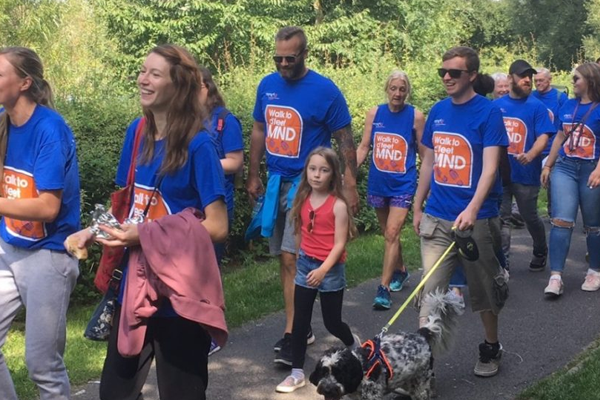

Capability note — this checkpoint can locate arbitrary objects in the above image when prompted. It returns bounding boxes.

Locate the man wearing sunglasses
[247,26,358,367]
[413,46,508,378]
[495,60,555,275]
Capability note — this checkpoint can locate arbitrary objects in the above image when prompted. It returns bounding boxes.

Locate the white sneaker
[582,271,600,292]
[544,275,563,296]
[276,375,305,393]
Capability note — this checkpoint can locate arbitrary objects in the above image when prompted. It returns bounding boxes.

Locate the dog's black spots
[417,327,433,343]
[309,291,464,400]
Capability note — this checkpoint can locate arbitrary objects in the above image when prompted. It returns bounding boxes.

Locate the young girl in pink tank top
[275,146,359,394]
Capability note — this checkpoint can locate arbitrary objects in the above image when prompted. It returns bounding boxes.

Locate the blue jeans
[549,156,600,273]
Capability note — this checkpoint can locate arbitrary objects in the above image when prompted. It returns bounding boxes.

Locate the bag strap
[216,108,231,136]
[126,118,146,186]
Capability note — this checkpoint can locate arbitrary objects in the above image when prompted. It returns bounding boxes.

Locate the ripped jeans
[549,156,600,273]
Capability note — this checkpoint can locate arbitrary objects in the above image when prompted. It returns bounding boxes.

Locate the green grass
[5,229,421,399]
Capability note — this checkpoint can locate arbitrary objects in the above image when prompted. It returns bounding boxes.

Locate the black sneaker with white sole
[274,329,315,352]
[274,337,293,366]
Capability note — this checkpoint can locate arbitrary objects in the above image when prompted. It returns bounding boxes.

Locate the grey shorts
[416,213,507,317]
[268,181,296,256]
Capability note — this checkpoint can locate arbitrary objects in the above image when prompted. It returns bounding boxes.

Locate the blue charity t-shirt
[116,118,226,315]
[422,95,508,221]
[494,95,555,186]
[0,105,80,251]
[532,88,568,155]
[367,104,417,197]
[253,70,352,178]
[205,106,244,221]
[558,99,600,161]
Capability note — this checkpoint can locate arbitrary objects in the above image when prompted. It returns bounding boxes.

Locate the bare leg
[480,311,498,343]
[281,251,297,334]
[376,206,409,288]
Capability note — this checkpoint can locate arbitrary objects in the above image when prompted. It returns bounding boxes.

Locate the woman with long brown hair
[0,46,80,400]
[68,44,228,400]
[541,62,600,297]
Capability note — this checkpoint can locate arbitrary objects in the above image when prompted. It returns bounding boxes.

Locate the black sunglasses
[273,49,305,64]
[437,68,470,79]
[307,210,315,233]
[573,75,581,83]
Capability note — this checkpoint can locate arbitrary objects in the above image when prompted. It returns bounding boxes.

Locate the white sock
[588,268,600,276]
[291,368,305,381]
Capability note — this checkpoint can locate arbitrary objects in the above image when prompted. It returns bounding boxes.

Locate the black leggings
[99,305,211,400]
[291,285,354,369]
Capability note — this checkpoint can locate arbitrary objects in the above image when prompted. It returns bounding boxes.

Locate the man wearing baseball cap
[494,59,556,274]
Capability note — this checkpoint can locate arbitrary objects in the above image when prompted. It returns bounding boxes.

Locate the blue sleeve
[115,119,142,187]
[422,109,435,149]
[324,90,352,133]
[33,123,70,190]
[535,103,557,137]
[253,79,265,123]
[222,114,244,154]
[483,106,508,147]
[192,137,226,210]
[559,92,568,108]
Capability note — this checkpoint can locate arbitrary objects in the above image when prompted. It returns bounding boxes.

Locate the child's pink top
[300,194,346,263]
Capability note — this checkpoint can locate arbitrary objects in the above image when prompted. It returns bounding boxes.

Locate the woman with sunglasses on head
[0,47,80,400]
[67,44,228,400]
[357,70,425,310]
[541,62,600,297]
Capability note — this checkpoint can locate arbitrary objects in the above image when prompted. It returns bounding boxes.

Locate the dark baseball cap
[509,59,537,76]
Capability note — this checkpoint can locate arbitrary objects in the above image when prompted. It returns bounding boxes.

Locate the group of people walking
[0,23,599,400]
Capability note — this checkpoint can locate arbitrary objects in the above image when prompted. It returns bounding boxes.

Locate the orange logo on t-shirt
[432,132,473,188]
[373,132,408,173]
[131,185,170,221]
[562,123,596,160]
[503,117,527,155]
[265,105,303,158]
[3,167,46,241]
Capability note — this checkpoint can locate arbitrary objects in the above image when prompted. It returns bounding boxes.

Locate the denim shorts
[367,194,413,209]
[295,252,346,292]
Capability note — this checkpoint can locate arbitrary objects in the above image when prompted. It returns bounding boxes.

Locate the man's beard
[277,59,306,81]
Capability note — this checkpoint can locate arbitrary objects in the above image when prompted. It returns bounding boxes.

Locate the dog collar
[362,337,394,382]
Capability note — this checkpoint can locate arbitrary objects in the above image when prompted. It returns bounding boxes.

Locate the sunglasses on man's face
[307,210,315,233]
[437,68,470,79]
[273,50,305,64]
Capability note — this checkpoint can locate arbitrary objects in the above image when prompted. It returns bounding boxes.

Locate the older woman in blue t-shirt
[357,70,425,310]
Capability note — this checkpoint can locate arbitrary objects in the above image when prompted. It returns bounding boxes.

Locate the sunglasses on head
[307,210,315,233]
[437,68,470,79]
[273,49,305,64]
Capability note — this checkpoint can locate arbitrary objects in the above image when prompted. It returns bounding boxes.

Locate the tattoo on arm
[333,125,358,180]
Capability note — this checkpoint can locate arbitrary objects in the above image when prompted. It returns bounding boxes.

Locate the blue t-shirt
[558,99,600,161]
[367,104,417,197]
[116,118,226,218]
[494,95,555,186]
[532,88,568,155]
[422,95,508,221]
[0,105,81,251]
[205,106,244,220]
[253,70,352,178]
[116,118,226,316]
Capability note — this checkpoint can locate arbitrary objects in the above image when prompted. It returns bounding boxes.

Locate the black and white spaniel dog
[309,290,464,400]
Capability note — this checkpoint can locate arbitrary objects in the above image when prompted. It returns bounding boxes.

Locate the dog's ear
[337,349,365,394]
[309,360,325,386]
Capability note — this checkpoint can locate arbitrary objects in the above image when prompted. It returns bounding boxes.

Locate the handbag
[85,180,162,341]
[84,270,121,341]
[93,118,146,294]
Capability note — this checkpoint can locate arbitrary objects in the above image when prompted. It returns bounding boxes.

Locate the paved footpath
[74,219,600,399]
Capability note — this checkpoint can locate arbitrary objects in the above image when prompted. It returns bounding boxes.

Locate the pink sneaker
[544,275,563,296]
[582,271,600,292]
